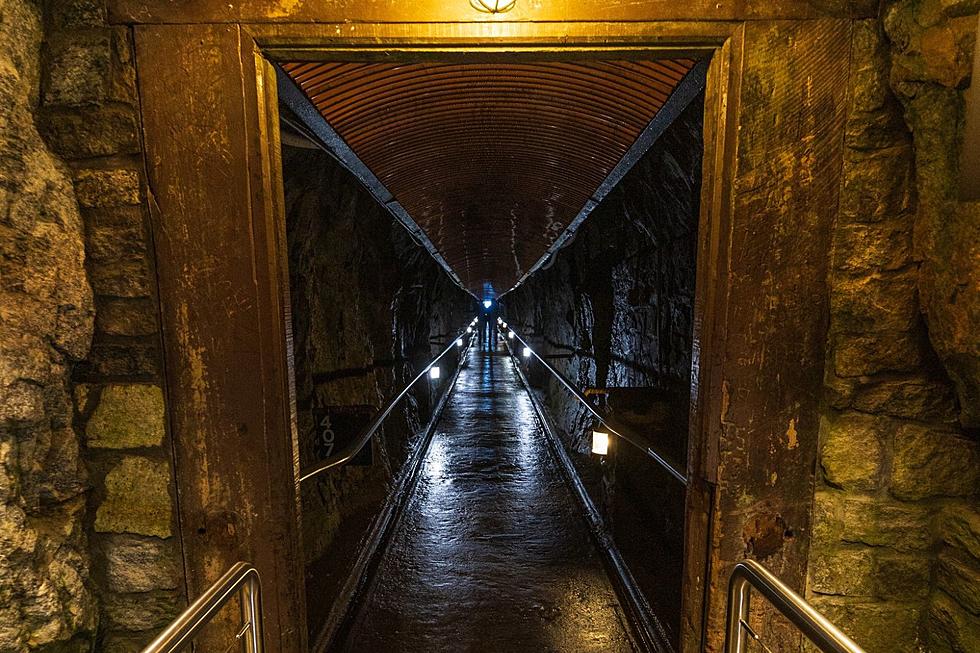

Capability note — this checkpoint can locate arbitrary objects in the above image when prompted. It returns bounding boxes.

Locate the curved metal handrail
[299,322,475,483]
[725,559,866,653]
[141,561,263,653]
[500,323,687,484]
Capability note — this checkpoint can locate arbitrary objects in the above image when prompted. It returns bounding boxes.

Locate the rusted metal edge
[504,56,709,296]
[274,63,473,296]
[505,336,674,653]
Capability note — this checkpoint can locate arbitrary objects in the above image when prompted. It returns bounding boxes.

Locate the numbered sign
[310,405,374,466]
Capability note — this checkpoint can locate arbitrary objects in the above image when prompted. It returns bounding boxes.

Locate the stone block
[848,376,959,423]
[891,424,979,500]
[813,600,923,652]
[838,145,914,222]
[831,219,913,274]
[39,104,139,158]
[809,548,875,597]
[94,456,172,537]
[48,0,107,29]
[937,548,980,615]
[85,384,165,449]
[102,590,181,631]
[819,412,884,491]
[813,490,931,552]
[75,340,160,378]
[941,503,980,561]
[832,331,923,377]
[101,534,180,594]
[830,270,919,334]
[875,553,931,601]
[86,219,147,265]
[95,297,157,337]
[73,168,140,208]
[929,591,980,653]
[43,32,110,106]
[88,258,152,299]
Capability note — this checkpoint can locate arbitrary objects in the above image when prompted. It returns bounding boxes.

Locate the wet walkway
[339,346,636,652]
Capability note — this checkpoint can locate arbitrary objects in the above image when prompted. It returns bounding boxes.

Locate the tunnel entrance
[130,12,850,651]
[277,55,707,651]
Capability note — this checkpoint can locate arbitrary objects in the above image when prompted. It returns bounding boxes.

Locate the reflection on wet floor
[339,346,636,652]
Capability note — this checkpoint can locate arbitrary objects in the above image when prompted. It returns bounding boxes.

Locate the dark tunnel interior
[280,60,705,651]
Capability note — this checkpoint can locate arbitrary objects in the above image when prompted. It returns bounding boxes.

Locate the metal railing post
[724,560,866,653]
[240,571,264,653]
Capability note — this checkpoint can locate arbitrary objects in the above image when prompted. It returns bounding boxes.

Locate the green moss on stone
[85,384,164,449]
[94,456,172,538]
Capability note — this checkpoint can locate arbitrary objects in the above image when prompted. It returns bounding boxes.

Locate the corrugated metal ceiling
[281,59,698,296]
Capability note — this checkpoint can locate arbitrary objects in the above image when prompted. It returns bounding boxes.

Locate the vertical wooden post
[134,24,306,652]
[685,18,851,653]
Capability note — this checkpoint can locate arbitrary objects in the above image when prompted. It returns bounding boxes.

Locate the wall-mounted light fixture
[456,338,463,347]
[592,430,609,456]
[483,299,493,309]
[522,346,532,359]
[508,330,515,340]
[501,321,507,329]
[466,326,473,334]
[469,0,517,14]
[429,366,441,380]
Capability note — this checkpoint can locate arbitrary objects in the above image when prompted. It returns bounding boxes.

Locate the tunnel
[2,2,979,653]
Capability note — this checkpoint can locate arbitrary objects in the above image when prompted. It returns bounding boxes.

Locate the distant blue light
[483,299,492,309]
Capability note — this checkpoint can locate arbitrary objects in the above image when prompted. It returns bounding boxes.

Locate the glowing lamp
[592,430,610,456]
[502,321,507,328]
[456,338,463,347]
[466,326,473,334]
[483,299,492,309]
[429,366,441,380]
[522,346,532,359]
[470,0,517,13]
[508,331,515,340]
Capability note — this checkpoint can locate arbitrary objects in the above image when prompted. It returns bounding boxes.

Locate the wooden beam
[135,23,307,652]
[108,0,877,25]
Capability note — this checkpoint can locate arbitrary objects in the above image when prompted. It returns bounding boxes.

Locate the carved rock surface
[0,1,96,650]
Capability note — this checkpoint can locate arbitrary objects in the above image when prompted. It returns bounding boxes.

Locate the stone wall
[807,9,979,653]
[505,93,704,648]
[281,143,472,641]
[0,1,96,650]
[9,1,184,651]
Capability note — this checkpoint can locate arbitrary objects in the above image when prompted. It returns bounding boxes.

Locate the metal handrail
[725,559,866,653]
[141,561,263,653]
[299,322,475,483]
[501,323,687,484]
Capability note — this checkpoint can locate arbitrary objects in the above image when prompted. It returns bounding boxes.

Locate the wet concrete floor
[339,346,636,652]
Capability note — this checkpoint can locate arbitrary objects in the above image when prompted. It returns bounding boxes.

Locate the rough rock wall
[281,144,471,640]
[809,8,979,653]
[0,2,96,650]
[505,94,704,647]
[0,1,186,651]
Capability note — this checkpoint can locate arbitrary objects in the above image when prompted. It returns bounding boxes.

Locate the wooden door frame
[128,11,851,652]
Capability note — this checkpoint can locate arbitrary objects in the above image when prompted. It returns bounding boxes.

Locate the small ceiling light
[483,299,492,309]
[429,366,441,380]
[522,346,532,359]
[502,321,507,328]
[508,331,515,339]
[592,430,610,456]
[466,326,473,334]
[470,0,517,14]
[456,338,463,347]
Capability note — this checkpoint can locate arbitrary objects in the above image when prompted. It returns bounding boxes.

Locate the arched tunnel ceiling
[280,59,699,297]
